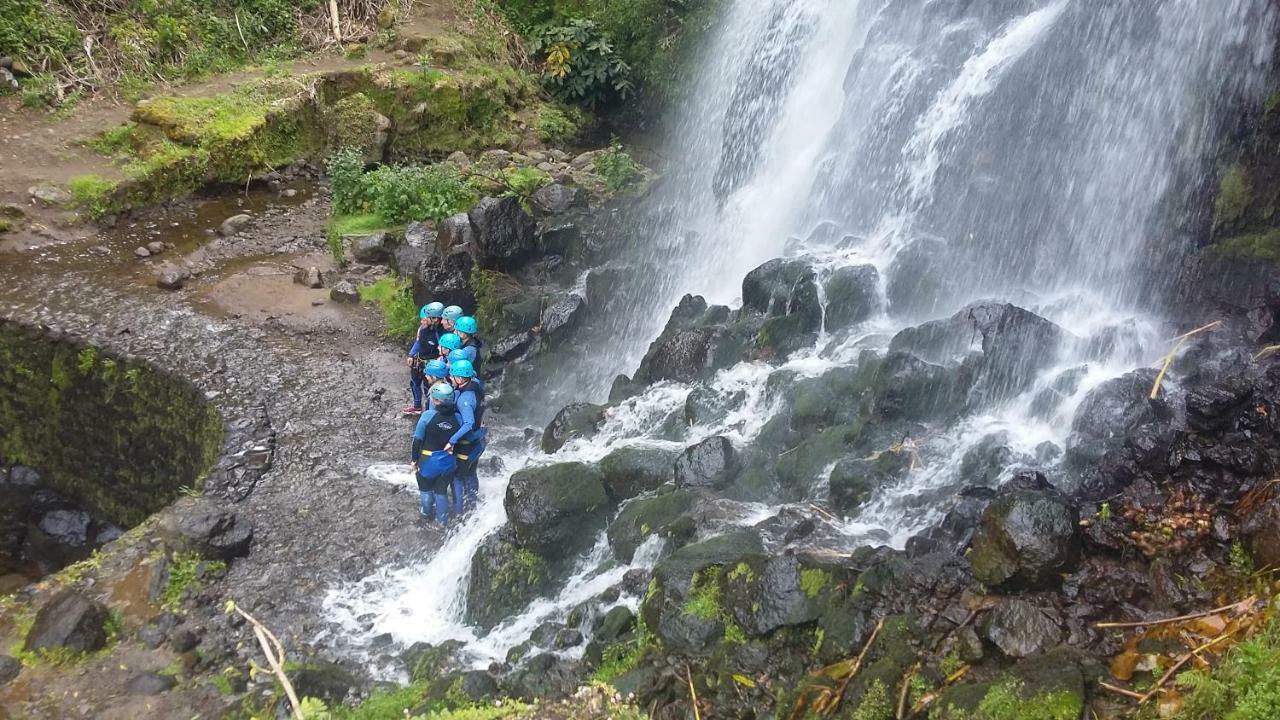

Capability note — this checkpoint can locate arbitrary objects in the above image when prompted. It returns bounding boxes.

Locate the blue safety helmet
[420,302,445,319]
[455,316,478,335]
[449,359,476,379]
[429,382,455,404]
[424,359,448,379]
[439,333,462,351]
[442,305,465,322]
[447,349,470,363]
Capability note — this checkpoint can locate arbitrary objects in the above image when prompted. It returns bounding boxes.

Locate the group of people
[405,302,487,527]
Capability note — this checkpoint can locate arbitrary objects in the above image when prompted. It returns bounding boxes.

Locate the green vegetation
[495,0,718,110]
[359,276,419,340]
[0,0,389,102]
[934,680,1082,720]
[67,174,117,218]
[850,680,892,720]
[800,568,831,599]
[1215,164,1252,229]
[593,143,646,193]
[363,164,475,224]
[592,616,654,685]
[534,104,585,145]
[328,146,369,215]
[681,566,748,645]
[162,551,227,611]
[1174,613,1280,719]
[491,548,545,593]
[1210,229,1280,260]
[327,213,396,263]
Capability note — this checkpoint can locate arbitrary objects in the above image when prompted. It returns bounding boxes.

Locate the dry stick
[1094,596,1255,629]
[1254,344,1280,361]
[1150,320,1221,399]
[896,663,920,720]
[234,9,249,52]
[686,664,702,720]
[1098,682,1146,701]
[828,618,886,715]
[1138,633,1235,705]
[809,504,837,522]
[229,602,304,720]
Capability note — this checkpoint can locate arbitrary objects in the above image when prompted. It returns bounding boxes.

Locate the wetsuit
[459,336,484,374]
[449,378,486,514]
[412,401,460,524]
[407,324,442,410]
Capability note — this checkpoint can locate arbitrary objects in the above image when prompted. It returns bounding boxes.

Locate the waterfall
[323,0,1278,673]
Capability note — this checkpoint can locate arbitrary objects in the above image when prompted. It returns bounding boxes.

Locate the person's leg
[419,490,434,517]
[433,474,452,526]
[407,367,424,410]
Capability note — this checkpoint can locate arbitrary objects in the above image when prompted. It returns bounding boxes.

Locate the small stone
[146,241,165,255]
[283,189,298,198]
[134,246,151,258]
[218,213,252,237]
[23,590,109,654]
[0,655,21,686]
[126,672,177,696]
[0,68,17,92]
[447,151,471,168]
[169,628,200,653]
[155,263,190,290]
[330,280,360,303]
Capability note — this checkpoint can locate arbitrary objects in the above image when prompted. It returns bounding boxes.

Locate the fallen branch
[686,664,702,720]
[831,618,885,713]
[1098,681,1146,701]
[809,504,837,522]
[1138,633,1234,705]
[1150,321,1220,399]
[328,0,342,42]
[227,601,304,720]
[1094,597,1256,629]
[896,663,920,720]
[1254,344,1280,361]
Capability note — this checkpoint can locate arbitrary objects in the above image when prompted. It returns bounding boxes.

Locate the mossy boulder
[598,445,677,503]
[829,451,912,517]
[969,488,1080,591]
[465,525,553,631]
[607,488,697,563]
[504,462,610,559]
[929,648,1086,720]
[541,403,607,453]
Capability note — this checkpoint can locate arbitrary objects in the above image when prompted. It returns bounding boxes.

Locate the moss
[0,323,224,527]
[800,568,831,599]
[850,680,894,720]
[491,548,546,594]
[328,212,398,262]
[592,614,655,685]
[1215,164,1252,229]
[727,562,754,583]
[359,276,420,340]
[328,92,384,158]
[973,681,1081,720]
[162,552,227,612]
[0,218,11,233]
[1209,228,1280,260]
[683,567,723,621]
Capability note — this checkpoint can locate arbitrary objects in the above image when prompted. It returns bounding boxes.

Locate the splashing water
[324,0,1278,673]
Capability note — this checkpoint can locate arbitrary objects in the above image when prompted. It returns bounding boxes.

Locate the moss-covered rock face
[0,321,223,527]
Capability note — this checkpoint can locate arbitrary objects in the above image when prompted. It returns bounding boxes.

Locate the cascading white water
[323,0,1278,675]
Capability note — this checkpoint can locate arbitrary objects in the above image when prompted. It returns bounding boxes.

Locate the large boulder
[719,553,820,636]
[541,403,607,453]
[607,489,698,563]
[599,446,678,503]
[969,485,1079,590]
[633,295,743,385]
[504,462,610,559]
[469,197,538,271]
[674,436,738,490]
[963,303,1070,405]
[350,232,394,264]
[436,213,474,251]
[158,500,254,561]
[885,236,950,317]
[829,451,912,516]
[872,351,969,422]
[741,258,822,330]
[23,590,110,655]
[410,247,474,309]
[529,184,579,215]
[822,264,880,330]
[290,661,359,703]
[466,526,554,631]
[1063,369,1159,498]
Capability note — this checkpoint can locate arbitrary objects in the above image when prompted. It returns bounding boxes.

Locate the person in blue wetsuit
[403,302,445,415]
[423,358,448,384]
[447,359,486,514]
[441,305,464,334]
[411,383,461,526]
[438,332,462,362]
[453,316,484,374]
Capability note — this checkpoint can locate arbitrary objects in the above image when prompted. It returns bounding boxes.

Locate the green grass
[67,174,118,218]
[162,552,227,612]
[592,616,654,685]
[534,104,584,145]
[800,568,831,599]
[359,276,419,340]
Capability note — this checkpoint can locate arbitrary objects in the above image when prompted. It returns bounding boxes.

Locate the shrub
[1176,612,1280,720]
[327,147,368,215]
[528,18,632,108]
[359,276,419,339]
[501,166,553,201]
[593,142,644,193]
[363,164,475,224]
[534,104,585,145]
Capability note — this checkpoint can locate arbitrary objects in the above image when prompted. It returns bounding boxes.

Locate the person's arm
[449,395,475,446]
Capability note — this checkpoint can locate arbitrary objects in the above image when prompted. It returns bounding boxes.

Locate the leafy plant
[593,142,645,193]
[327,147,368,215]
[362,164,475,224]
[534,103,585,145]
[359,276,419,339]
[527,18,632,108]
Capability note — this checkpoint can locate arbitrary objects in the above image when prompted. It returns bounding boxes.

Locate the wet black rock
[23,590,110,654]
[1242,496,1280,570]
[979,599,1063,658]
[741,258,822,330]
[964,303,1071,405]
[217,213,252,237]
[674,436,738,490]
[633,295,749,385]
[958,432,1024,486]
[872,351,968,422]
[969,485,1079,590]
[410,248,474,310]
[553,627,583,649]
[829,451,912,516]
[906,487,996,557]
[504,653,581,702]
[404,640,466,682]
[684,385,744,427]
[530,184,579,215]
[291,661,358,703]
[466,527,554,631]
[823,264,880,330]
[885,236,949,317]
[1063,369,1158,495]
[469,197,538,271]
[596,606,635,643]
[504,462,610,559]
[539,294,585,337]
[0,655,21,686]
[404,221,433,248]
[541,403,606,453]
[351,232,394,264]
[126,672,177,696]
[720,554,819,636]
[158,501,254,561]
[599,446,677,503]
[607,489,697,563]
